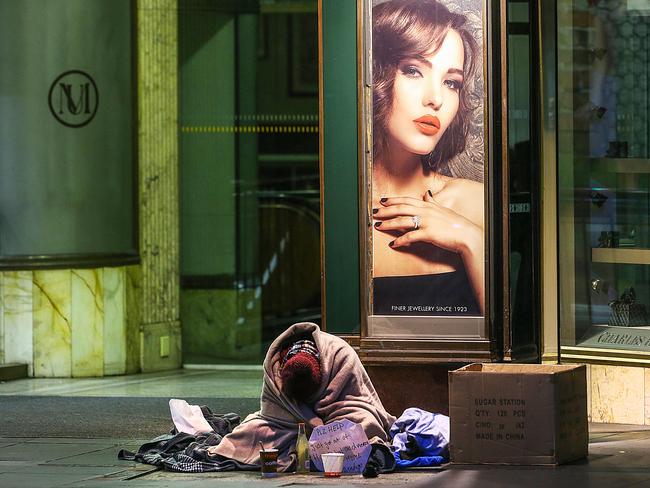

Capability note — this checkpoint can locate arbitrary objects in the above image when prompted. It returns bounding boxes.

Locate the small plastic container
[321,453,344,477]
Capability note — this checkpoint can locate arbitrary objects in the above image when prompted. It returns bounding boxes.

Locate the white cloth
[169,398,213,435]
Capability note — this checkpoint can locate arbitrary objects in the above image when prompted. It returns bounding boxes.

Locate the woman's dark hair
[372,0,478,170]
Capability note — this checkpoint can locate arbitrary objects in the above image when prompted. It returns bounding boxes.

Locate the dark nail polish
[374,221,381,228]
[372,208,378,214]
[427,190,433,197]
[380,198,387,203]
[389,240,395,247]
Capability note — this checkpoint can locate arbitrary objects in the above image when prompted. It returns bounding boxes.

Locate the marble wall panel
[125,265,143,374]
[2,272,34,375]
[181,289,237,362]
[235,289,262,360]
[3,267,135,377]
[644,368,650,425]
[586,364,592,422]
[181,288,262,363]
[104,267,126,375]
[33,270,72,377]
[71,269,104,377]
[591,364,644,424]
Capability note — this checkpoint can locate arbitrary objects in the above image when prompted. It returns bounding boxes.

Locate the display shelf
[589,158,650,174]
[592,248,650,264]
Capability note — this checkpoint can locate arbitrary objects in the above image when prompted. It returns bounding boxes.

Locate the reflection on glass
[558,0,650,351]
[507,0,539,361]
[178,2,320,364]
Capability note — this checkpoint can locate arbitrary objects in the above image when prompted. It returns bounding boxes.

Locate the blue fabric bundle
[389,408,450,468]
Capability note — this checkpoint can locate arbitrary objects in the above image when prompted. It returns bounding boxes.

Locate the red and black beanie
[280,339,321,402]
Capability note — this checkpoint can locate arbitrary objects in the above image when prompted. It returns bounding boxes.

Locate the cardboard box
[449,363,588,465]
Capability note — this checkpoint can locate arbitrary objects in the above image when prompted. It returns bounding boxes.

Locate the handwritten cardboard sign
[308,419,372,473]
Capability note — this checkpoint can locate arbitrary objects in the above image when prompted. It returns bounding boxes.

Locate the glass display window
[558,0,650,356]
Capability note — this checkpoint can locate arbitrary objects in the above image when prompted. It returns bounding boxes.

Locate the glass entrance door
[178,1,320,364]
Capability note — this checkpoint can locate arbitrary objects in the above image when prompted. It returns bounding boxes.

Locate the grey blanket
[209,322,396,471]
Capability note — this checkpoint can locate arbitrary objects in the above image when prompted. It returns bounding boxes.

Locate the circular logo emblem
[48,70,99,128]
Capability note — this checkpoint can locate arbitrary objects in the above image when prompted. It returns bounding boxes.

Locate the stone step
[0,363,28,381]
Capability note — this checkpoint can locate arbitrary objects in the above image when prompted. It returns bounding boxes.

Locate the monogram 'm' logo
[48,70,99,128]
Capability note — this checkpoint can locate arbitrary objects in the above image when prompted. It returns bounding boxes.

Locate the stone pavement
[2,370,650,487]
[2,425,650,487]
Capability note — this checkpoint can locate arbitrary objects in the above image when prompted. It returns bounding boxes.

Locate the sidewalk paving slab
[3,430,650,488]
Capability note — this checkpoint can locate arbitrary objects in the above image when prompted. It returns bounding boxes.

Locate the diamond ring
[412,215,420,230]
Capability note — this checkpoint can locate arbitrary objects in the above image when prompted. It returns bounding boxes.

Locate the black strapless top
[373,269,480,316]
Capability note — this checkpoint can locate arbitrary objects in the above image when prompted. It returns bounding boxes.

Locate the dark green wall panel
[322,0,359,333]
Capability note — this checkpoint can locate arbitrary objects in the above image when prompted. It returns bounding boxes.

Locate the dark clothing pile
[362,443,397,478]
[118,410,255,473]
[118,405,450,474]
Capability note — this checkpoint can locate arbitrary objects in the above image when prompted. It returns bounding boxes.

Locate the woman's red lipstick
[413,115,440,136]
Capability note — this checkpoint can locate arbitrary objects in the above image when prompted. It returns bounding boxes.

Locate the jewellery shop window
[558,0,650,355]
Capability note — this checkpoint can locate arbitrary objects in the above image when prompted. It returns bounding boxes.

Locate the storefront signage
[579,325,650,351]
[48,70,99,128]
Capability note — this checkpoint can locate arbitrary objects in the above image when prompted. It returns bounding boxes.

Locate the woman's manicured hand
[373,192,481,255]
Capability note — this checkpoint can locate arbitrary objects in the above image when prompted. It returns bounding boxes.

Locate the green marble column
[137,0,182,371]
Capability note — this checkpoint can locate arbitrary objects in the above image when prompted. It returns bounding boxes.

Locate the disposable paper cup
[321,453,345,477]
[260,448,279,478]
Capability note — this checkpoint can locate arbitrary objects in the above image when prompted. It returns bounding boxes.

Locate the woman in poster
[371,0,485,316]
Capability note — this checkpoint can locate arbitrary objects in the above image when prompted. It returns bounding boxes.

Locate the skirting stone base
[141,320,182,372]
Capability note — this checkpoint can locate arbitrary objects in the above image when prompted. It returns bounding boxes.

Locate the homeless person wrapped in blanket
[208,322,396,471]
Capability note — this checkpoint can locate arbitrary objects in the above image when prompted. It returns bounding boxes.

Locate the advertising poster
[365,0,487,335]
